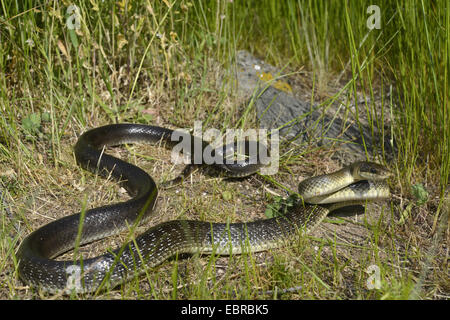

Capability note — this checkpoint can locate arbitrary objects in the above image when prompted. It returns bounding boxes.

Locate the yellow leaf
[48,7,62,19]
[113,13,119,27]
[117,0,130,12]
[57,39,71,61]
[170,31,178,42]
[90,0,99,11]
[162,0,172,8]
[117,34,128,51]
[257,72,274,82]
[146,4,155,15]
[273,80,293,93]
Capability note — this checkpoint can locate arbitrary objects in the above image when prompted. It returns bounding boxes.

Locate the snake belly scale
[16,124,391,293]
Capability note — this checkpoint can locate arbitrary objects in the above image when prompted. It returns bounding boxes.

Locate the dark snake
[16,124,391,293]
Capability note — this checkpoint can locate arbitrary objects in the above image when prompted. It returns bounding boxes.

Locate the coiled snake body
[17,124,391,293]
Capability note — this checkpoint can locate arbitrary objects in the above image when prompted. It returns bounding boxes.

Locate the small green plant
[411,184,428,206]
[21,113,42,135]
[265,194,298,219]
[21,111,51,139]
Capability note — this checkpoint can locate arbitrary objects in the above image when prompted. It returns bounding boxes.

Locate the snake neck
[298,166,355,201]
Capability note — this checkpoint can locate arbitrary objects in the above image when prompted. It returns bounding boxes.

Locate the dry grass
[3,117,446,299]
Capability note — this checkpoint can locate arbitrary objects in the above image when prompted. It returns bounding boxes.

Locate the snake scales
[16,124,391,294]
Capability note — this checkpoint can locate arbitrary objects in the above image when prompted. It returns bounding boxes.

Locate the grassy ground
[0,0,448,299]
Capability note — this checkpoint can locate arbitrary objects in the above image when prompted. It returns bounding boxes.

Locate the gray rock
[228,50,394,161]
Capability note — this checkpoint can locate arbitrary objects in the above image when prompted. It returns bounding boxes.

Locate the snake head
[217,139,270,177]
[351,161,392,181]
